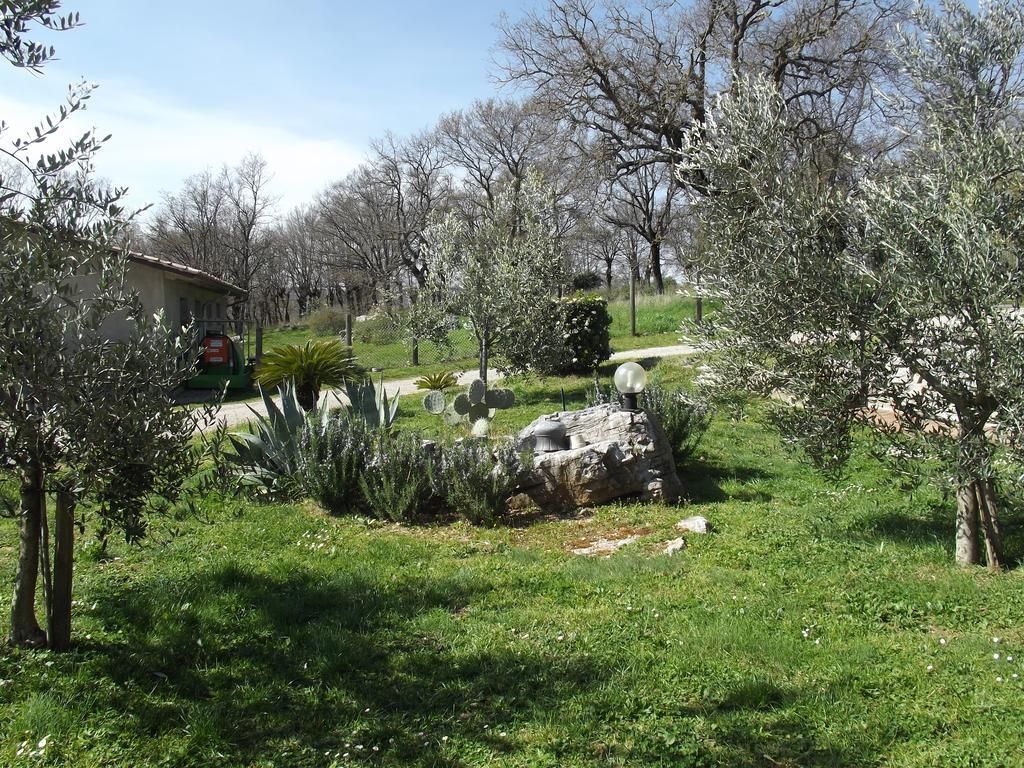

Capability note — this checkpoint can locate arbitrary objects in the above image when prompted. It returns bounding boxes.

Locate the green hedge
[553,293,612,374]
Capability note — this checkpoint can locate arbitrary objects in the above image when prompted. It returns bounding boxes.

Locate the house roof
[124,250,247,297]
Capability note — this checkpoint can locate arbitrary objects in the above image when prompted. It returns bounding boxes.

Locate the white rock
[676,515,711,533]
[510,404,682,511]
[662,537,687,556]
[570,535,642,557]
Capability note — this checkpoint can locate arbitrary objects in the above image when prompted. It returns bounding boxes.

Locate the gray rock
[510,404,682,511]
[675,515,711,534]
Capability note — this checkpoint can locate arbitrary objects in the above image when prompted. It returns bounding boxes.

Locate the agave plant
[256,339,364,411]
[343,372,400,430]
[414,370,459,392]
[228,380,340,492]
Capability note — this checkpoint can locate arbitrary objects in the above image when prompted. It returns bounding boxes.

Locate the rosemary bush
[437,440,529,526]
[358,430,437,522]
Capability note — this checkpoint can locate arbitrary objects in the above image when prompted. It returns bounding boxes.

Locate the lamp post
[613,362,647,411]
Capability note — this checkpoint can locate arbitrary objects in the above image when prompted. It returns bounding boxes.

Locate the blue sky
[0,0,540,212]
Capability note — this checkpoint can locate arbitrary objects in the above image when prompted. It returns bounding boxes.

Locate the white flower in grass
[997,676,1004,683]
[993,637,1002,644]
[939,638,947,645]
[926,665,934,672]
[994,653,1000,660]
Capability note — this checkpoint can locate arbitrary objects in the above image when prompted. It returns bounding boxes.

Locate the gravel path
[206,343,698,431]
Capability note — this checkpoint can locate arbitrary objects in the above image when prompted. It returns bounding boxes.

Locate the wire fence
[258,306,479,374]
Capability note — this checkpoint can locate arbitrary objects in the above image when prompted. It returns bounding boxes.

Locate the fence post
[411,335,419,366]
[629,271,638,337]
[345,312,353,348]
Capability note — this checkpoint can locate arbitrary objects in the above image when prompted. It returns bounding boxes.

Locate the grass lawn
[3,358,1023,767]
[257,293,712,378]
[606,293,714,352]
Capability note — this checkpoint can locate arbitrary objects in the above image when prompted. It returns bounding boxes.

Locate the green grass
[258,294,713,377]
[3,358,1023,766]
[607,293,713,351]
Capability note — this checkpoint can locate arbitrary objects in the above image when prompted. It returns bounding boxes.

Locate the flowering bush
[297,414,372,515]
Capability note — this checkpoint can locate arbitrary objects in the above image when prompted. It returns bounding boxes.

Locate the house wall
[75,262,234,342]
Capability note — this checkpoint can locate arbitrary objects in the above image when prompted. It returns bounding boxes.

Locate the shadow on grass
[678,458,774,504]
[81,562,604,766]
[49,558,887,766]
[835,494,1024,566]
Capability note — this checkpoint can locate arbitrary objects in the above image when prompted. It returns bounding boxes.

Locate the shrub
[571,271,605,291]
[307,305,348,336]
[297,414,371,516]
[499,293,612,376]
[554,293,612,374]
[256,339,365,411]
[359,430,437,522]
[437,440,529,525]
[356,313,402,345]
[641,383,711,463]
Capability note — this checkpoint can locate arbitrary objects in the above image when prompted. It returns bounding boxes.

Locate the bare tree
[598,152,678,292]
[500,0,905,184]
[277,205,325,317]
[148,169,225,274]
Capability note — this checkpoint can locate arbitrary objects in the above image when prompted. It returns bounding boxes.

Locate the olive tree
[2,1,207,650]
[411,171,565,382]
[685,0,1024,568]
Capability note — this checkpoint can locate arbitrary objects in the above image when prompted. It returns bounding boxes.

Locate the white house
[100,251,246,340]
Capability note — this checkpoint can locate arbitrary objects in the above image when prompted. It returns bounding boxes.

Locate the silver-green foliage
[437,440,530,526]
[411,170,566,380]
[297,413,372,516]
[343,373,400,430]
[682,0,1024,567]
[358,431,436,522]
[228,381,315,493]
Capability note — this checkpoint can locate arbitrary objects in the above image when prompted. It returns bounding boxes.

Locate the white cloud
[0,77,365,217]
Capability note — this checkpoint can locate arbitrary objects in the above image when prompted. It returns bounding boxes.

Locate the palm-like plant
[256,339,364,411]
[414,370,459,391]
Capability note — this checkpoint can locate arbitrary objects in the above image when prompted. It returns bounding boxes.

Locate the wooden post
[629,271,638,337]
[345,313,353,348]
[411,336,419,366]
[48,488,75,651]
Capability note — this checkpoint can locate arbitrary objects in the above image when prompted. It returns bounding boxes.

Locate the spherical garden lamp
[613,362,647,411]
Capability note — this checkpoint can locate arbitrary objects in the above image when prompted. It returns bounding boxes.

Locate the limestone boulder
[510,404,682,511]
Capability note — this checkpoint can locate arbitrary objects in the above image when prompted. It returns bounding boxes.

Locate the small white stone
[675,516,711,533]
[662,537,686,556]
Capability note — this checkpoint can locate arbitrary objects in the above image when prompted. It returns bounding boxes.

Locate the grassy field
[3,357,1022,767]
[258,294,709,378]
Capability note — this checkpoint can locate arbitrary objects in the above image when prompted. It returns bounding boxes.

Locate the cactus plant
[422,377,514,436]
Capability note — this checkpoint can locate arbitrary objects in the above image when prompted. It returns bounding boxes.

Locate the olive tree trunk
[976,479,1004,570]
[954,478,1004,569]
[955,481,981,566]
[8,464,46,647]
